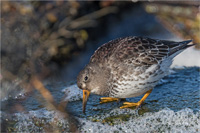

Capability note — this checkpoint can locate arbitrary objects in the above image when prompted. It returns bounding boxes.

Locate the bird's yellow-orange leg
[120,89,153,109]
[100,97,120,104]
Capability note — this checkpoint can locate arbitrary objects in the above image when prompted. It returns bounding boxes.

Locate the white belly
[110,58,173,98]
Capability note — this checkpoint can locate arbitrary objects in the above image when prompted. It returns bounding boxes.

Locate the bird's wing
[90,37,125,63]
[113,36,192,67]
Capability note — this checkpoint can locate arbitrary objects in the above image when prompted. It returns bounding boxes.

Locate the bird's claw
[120,102,141,109]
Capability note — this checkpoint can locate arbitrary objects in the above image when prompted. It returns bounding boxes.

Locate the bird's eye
[84,76,88,81]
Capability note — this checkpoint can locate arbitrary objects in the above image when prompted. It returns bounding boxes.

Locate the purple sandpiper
[77,36,195,113]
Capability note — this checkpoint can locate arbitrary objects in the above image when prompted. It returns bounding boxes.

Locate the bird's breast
[108,64,167,98]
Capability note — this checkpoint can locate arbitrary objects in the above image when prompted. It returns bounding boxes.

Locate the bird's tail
[182,40,195,48]
[169,40,195,56]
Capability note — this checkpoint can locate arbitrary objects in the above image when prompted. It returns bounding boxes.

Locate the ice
[0,81,26,101]
[7,108,199,132]
[13,109,72,132]
[62,84,83,102]
[1,67,199,132]
[2,81,199,132]
[80,108,200,133]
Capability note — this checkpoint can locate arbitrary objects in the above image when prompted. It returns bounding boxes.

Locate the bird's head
[77,63,109,113]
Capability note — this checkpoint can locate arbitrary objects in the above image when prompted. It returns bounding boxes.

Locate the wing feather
[89,36,193,68]
[113,37,192,67]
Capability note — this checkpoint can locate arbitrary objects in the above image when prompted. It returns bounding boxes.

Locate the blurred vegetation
[145,2,200,49]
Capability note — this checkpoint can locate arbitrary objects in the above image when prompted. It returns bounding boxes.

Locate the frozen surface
[80,108,200,133]
[62,84,83,102]
[1,107,199,132]
[1,67,199,132]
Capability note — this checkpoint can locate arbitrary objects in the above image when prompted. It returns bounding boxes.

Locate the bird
[76,36,195,113]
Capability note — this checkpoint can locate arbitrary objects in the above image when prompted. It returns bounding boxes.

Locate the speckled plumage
[77,36,194,99]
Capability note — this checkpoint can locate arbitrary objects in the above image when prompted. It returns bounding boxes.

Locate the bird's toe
[99,97,119,104]
[120,102,141,109]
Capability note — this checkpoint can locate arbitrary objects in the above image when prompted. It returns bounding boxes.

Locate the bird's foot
[100,97,120,104]
[120,102,141,109]
[120,89,153,109]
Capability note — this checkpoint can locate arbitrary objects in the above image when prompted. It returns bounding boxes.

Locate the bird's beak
[82,90,90,113]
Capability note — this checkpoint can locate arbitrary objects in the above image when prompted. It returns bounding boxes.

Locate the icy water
[1,67,200,132]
